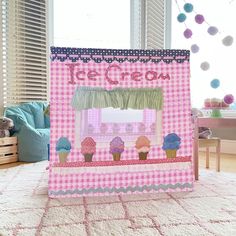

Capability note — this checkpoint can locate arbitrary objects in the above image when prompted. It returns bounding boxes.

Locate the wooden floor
[0,161,30,169]
[199,151,236,173]
[1,152,236,173]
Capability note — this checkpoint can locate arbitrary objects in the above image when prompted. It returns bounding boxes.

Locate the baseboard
[199,139,236,155]
[220,139,236,154]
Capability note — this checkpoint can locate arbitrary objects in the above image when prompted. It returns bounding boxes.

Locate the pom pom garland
[191,44,199,53]
[175,1,235,106]
[200,62,210,71]
[177,13,186,22]
[183,28,192,39]
[222,35,234,46]
[195,14,205,24]
[210,79,220,89]
[207,26,218,36]
[224,94,234,104]
[184,3,193,13]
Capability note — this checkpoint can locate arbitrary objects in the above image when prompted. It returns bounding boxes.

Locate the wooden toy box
[0,137,18,165]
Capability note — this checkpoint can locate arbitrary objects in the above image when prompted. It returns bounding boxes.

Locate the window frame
[130,0,171,49]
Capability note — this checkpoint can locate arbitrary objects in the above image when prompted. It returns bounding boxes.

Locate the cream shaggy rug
[1,161,236,236]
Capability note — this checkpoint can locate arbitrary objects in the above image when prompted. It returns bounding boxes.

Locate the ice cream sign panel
[66,63,171,85]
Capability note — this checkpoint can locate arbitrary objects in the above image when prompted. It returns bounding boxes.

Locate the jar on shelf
[125,124,133,133]
[88,124,94,134]
[138,123,146,133]
[100,123,108,134]
[112,124,120,134]
[150,123,156,132]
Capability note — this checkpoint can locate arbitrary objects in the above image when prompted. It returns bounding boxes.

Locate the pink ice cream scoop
[81,137,96,155]
[135,136,151,160]
[135,136,151,149]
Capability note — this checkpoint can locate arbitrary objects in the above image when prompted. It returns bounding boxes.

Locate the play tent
[49,47,194,198]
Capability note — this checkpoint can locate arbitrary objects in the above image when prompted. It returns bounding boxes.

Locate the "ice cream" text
[66,63,171,85]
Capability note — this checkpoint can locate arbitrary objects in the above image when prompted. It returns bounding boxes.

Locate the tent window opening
[72,87,163,148]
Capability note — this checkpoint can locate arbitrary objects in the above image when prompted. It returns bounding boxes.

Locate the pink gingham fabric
[49,47,194,197]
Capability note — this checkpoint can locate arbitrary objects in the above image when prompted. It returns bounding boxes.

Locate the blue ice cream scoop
[162,133,181,150]
[56,137,71,153]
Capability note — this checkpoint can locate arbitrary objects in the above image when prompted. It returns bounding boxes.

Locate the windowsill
[51,157,192,174]
[200,109,236,118]
[221,110,236,117]
[52,156,191,168]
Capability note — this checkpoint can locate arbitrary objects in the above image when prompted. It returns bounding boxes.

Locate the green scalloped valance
[71,87,163,111]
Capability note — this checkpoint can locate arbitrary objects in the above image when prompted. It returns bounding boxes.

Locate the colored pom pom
[224,94,234,104]
[191,44,199,53]
[184,3,193,13]
[210,79,220,89]
[200,61,210,71]
[195,14,205,24]
[177,13,186,22]
[183,28,192,39]
[207,26,218,36]
[222,35,234,46]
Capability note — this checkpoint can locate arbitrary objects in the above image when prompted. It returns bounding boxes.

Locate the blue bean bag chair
[4,102,50,162]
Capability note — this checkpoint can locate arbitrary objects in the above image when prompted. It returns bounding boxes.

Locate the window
[130,0,168,49]
[53,0,130,49]
[171,0,236,108]
[76,109,162,148]
[52,0,167,146]
[101,108,143,123]
[53,0,167,49]
[75,109,162,148]
[0,0,49,113]
[0,0,168,114]
[71,87,163,148]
